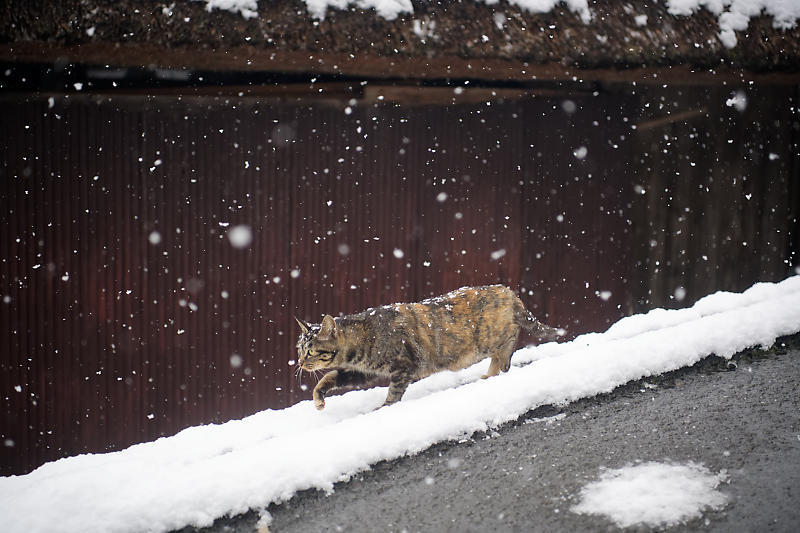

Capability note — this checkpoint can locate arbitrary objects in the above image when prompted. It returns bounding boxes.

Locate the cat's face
[295,315,341,371]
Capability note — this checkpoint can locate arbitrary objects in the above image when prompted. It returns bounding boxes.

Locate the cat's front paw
[313,396,326,410]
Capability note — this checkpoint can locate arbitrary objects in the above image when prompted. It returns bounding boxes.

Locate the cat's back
[392,285,519,342]
[354,285,519,329]
[410,284,517,320]
[369,285,513,325]
[381,286,521,369]
[335,286,525,375]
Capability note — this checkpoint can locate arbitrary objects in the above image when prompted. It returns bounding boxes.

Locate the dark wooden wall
[1,83,797,475]
[633,84,800,308]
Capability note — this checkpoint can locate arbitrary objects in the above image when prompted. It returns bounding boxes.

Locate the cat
[295,285,564,410]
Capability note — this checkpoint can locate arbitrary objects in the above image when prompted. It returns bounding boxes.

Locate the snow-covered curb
[1,276,799,533]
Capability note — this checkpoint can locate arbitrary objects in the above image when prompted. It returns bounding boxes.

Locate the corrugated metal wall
[1,84,797,475]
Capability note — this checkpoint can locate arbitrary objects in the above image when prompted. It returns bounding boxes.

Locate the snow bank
[1,276,798,533]
[572,462,728,527]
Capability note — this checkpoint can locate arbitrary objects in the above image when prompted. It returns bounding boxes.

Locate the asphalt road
[181,335,800,533]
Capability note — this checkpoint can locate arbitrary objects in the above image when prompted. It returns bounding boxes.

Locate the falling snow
[227,225,253,248]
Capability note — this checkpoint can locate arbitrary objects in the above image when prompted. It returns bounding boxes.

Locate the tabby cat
[295,285,563,410]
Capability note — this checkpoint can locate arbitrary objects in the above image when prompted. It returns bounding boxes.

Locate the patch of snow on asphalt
[572,462,728,527]
[0,276,798,533]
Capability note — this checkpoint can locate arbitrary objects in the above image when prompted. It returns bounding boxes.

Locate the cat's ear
[294,316,310,335]
[318,314,337,339]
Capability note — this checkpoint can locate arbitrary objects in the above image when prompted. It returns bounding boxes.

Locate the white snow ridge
[1,276,799,533]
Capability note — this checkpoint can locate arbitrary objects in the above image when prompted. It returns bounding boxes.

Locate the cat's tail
[514,301,566,342]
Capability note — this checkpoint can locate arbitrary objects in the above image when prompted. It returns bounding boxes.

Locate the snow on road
[571,461,729,528]
[1,276,799,533]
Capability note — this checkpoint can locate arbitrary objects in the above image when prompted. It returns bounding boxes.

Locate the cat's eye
[308,349,318,357]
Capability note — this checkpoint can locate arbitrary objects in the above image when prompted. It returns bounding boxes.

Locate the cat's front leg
[312,370,338,410]
[313,370,368,410]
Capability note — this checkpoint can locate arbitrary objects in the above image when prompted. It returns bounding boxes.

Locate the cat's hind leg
[383,377,413,407]
[382,353,418,408]
[481,332,518,379]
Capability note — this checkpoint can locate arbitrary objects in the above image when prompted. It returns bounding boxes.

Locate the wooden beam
[3,42,800,87]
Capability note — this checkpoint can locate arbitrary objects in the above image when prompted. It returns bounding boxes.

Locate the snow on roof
[1,275,799,533]
[666,0,800,47]
[4,0,800,76]
[299,0,592,23]
[204,0,259,19]
[204,0,799,48]
[304,0,413,20]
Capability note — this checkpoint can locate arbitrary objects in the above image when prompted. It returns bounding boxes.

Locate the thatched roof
[2,0,799,83]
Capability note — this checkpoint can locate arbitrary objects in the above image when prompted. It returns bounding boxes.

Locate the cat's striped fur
[296,285,563,410]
